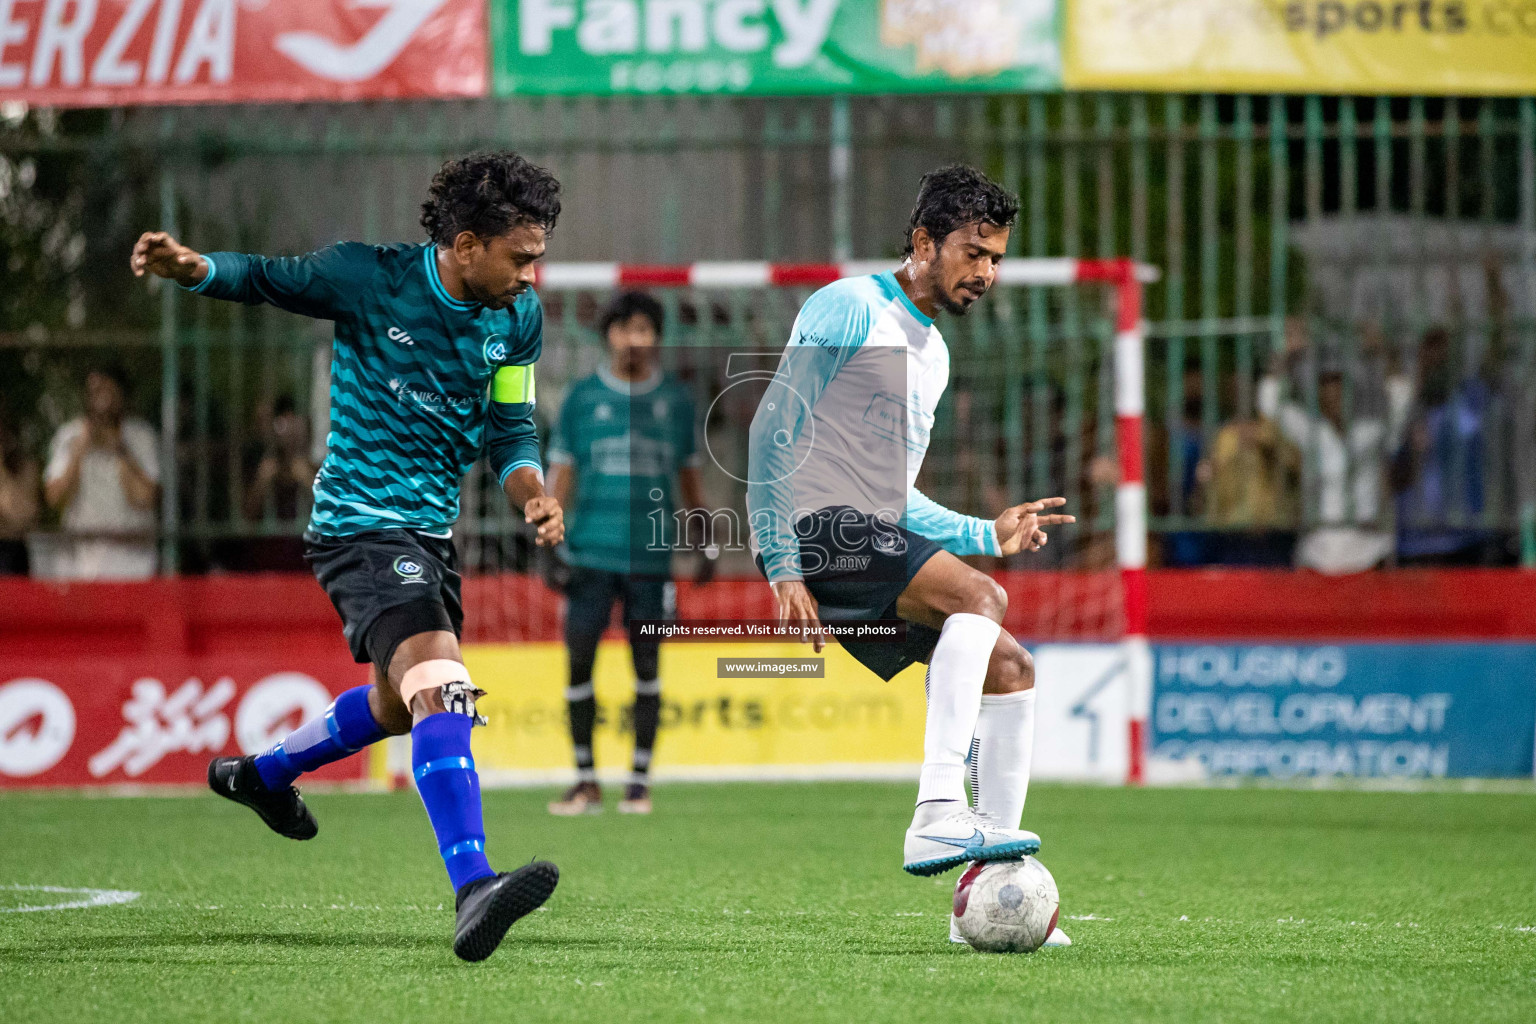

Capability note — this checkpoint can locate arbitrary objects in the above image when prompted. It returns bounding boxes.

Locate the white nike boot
[902,802,1040,876]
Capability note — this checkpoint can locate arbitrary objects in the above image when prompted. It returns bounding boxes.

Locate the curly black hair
[420,152,562,247]
[599,291,665,340]
[902,165,1019,256]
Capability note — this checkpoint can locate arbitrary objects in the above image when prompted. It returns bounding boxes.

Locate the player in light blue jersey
[747,166,1074,947]
[131,153,565,961]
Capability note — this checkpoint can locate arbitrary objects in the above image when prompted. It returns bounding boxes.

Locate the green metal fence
[2,94,1533,572]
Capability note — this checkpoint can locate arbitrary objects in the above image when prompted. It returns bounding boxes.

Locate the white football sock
[915,612,1001,806]
[969,688,1037,829]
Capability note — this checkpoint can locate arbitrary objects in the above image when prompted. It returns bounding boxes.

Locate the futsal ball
[951,858,1060,953]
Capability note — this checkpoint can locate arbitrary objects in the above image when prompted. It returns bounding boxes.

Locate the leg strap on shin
[400,659,487,725]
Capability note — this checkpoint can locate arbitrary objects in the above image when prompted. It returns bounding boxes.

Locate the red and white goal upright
[530,258,1154,785]
[1075,258,1153,786]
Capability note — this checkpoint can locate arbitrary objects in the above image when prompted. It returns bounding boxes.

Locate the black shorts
[755,506,945,682]
[565,566,674,643]
[303,529,463,672]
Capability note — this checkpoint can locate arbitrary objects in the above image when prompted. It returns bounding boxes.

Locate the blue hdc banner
[1151,644,1536,780]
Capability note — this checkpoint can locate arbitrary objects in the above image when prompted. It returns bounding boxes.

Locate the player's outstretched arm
[906,486,1003,556]
[131,231,372,321]
[130,231,208,287]
[993,497,1075,556]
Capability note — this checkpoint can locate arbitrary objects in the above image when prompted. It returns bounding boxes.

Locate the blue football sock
[254,685,389,792]
[412,711,494,892]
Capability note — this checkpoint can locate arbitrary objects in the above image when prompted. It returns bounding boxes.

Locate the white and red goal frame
[532,258,1154,785]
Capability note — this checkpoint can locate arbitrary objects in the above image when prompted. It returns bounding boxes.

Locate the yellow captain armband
[491,363,536,404]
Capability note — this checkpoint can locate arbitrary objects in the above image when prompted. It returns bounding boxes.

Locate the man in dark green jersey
[130,153,564,962]
[545,292,706,817]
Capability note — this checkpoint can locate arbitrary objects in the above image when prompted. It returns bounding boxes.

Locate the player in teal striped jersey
[544,292,705,817]
[130,153,563,962]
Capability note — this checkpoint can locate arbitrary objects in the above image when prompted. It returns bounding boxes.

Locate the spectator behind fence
[42,367,160,579]
[1389,327,1505,565]
[245,395,316,524]
[1200,409,1300,566]
[1258,320,1411,574]
[0,401,40,573]
[1390,253,1522,566]
[1155,367,1210,566]
[234,394,316,571]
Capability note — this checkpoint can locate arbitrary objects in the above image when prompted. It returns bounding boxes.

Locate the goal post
[528,258,1155,786]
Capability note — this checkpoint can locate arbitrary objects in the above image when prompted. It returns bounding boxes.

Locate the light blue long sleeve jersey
[746,272,1000,582]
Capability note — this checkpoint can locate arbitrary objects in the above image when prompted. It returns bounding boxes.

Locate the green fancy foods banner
[1065,0,1536,96]
[492,0,1062,95]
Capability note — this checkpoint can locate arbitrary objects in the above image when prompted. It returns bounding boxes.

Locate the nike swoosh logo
[228,773,237,793]
[917,828,986,849]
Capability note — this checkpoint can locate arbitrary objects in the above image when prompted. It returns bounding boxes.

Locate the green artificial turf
[2,782,1534,1023]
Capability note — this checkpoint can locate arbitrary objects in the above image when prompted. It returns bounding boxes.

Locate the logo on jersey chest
[387,378,475,413]
[592,399,668,422]
[592,434,672,477]
[863,391,933,453]
[383,325,504,369]
[483,334,509,366]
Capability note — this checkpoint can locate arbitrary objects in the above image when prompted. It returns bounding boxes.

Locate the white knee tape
[400,659,477,715]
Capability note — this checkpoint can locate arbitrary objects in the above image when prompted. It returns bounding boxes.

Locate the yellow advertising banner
[447,642,928,782]
[1064,0,1536,95]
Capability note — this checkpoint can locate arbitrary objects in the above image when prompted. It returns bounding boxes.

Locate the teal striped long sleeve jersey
[548,367,700,575]
[184,241,543,537]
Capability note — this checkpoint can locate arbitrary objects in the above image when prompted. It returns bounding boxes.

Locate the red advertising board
[6,567,1536,788]
[0,0,486,108]
[0,576,371,788]
[0,657,372,788]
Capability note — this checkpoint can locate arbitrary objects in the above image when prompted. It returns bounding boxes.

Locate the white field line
[1,884,140,913]
[1167,915,1458,929]
[14,894,1526,933]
